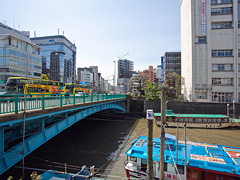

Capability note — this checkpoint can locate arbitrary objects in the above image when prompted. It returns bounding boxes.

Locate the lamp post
[113,61,116,94]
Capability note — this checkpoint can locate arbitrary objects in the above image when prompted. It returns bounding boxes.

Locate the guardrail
[0,94,126,114]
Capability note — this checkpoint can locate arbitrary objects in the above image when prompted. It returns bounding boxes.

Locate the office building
[181,0,239,102]
[78,68,93,87]
[0,23,42,90]
[31,35,76,83]
[163,52,181,79]
[117,59,134,93]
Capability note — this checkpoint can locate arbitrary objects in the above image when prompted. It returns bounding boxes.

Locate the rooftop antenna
[13,15,15,29]
[2,19,6,25]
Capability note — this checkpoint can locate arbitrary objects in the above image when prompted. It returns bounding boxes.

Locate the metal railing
[0,94,126,114]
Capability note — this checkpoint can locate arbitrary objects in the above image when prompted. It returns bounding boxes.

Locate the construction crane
[118,52,129,60]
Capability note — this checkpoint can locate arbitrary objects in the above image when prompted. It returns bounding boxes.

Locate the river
[1,113,240,180]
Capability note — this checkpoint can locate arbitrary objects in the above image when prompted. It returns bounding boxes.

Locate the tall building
[181,0,239,102]
[163,52,181,79]
[89,66,99,92]
[0,23,42,90]
[31,35,76,83]
[117,59,134,94]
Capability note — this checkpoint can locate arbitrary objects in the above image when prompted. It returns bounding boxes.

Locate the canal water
[1,112,138,179]
[2,113,240,179]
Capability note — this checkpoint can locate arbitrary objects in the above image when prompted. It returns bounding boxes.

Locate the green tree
[164,72,184,100]
[41,74,49,80]
[144,80,160,100]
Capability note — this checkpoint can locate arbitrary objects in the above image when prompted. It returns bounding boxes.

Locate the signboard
[80,82,87,86]
[201,0,206,35]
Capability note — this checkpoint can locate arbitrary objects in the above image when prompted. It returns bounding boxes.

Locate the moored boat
[125,135,240,179]
[154,110,231,129]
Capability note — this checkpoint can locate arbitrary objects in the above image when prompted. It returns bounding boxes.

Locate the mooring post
[160,91,166,180]
[146,109,153,179]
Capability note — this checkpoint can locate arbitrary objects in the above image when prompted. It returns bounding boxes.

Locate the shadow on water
[1,111,137,180]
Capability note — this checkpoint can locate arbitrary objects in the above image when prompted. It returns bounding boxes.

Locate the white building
[181,0,239,102]
[80,69,93,87]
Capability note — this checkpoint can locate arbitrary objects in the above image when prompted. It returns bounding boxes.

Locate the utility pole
[146,109,154,179]
[160,91,166,180]
[233,100,235,119]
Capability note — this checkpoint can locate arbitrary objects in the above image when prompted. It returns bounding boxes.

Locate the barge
[154,110,231,128]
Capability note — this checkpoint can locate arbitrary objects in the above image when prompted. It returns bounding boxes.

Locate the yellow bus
[5,77,66,96]
[65,83,92,95]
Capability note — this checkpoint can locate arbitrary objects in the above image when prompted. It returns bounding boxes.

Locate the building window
[198,37,207,43]
[212,92,233,102]
[212,78,233,85]
[211,0,232,5]
[211,7,232,15]
[212,50,233,57]
[211,22,232,29]
[212,64,233,71]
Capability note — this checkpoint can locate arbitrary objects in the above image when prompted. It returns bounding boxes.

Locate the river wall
[128,97,240,118]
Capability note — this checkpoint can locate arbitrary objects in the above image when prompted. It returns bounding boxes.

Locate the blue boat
[40,165,91,180]
[125,135,240,179]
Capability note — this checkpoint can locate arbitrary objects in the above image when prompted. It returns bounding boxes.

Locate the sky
[1,0,181,81]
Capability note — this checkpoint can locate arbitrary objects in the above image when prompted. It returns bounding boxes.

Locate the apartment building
[181,0,240,102]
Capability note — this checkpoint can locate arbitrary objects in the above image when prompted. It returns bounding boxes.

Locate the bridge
[0,94,127,175]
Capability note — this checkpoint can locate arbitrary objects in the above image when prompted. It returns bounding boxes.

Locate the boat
[40,165,91,180]
[124,135,240,179]
[154,110,232,129]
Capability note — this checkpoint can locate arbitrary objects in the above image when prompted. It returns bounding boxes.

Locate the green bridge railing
[0,94,126,114]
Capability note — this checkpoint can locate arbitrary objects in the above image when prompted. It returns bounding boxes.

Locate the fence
[0,94,126,114]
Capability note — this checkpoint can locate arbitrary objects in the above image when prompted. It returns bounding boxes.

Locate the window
[211,22,232,29]
[211,7,232,15]
[130,156,137,162]
[211,0,232,5]
[212,78,233,85]
[212,50,233,57]
[177,165,184,174]
[198,37,207,43]
[212,64,233,71]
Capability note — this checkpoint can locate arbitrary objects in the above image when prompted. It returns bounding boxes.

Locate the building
[117,59,134,94]
[0,23,42,90]
[89,66,99,92]
[181,0,239,102]
[31,35,76,83]
[140,66,156,83]
[78,68,93,87]
[163,52,181,79]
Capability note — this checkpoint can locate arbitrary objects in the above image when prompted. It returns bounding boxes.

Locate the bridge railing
[0,94,126,114]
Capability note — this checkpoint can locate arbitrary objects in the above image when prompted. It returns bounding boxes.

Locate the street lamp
[113,61,116,94]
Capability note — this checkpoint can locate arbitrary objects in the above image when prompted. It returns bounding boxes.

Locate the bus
[65,83,92,95]
[5,77,66,96]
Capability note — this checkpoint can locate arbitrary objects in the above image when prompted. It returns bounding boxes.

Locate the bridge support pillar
[0,127,4,156]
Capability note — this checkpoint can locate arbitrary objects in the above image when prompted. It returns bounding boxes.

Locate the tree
[41,74,49,80]
[128,73,148,97]
[164,72,184,100]
[144,81,160,100]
